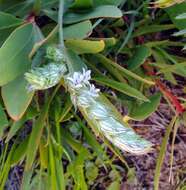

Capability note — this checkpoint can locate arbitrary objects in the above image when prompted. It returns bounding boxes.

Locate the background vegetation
[0,0,186,189]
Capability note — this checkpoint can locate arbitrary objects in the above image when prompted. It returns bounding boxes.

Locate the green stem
[58,0,65,48]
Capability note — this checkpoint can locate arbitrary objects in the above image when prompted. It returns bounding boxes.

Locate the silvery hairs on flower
[25,46,67,91]
[66,68,152,154]
[25,63,67,91]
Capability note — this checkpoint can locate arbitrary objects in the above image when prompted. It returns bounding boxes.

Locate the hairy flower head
[65,68,152,154]
[25,63,67,91]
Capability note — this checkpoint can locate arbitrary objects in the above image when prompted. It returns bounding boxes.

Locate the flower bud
[46,46,66,63]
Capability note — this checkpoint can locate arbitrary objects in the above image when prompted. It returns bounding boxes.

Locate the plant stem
[58,0,64,48]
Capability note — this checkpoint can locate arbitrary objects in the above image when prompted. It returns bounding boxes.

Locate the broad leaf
[0,23,34,86]
[1,25,43,120]
[44,5,122,24]
[1,75,34,120]
[0,11,23,30]
[130,93,161,121]
[127,46,151,70]
[64,21,92,39]
[94,0,123,6]
[0,11,23,46]
[70,0,93,9]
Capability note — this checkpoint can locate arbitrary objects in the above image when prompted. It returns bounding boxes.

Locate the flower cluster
[25,63,67,91]
[65,69,99,106]
[65,68,152,154]
[25,45,152,154]
[67,69,91,90]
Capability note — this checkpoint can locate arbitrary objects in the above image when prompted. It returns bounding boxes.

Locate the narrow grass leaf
[95,54,155,85]
[94,77,149,101]
[154,116,177,190]
[10,137,29,166]
[0,103,8,138]
[25,101,50,170]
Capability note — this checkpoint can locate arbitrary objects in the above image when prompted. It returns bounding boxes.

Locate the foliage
[0,0,186,189]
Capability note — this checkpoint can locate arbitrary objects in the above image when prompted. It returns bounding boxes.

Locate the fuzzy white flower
[66,69,91,89]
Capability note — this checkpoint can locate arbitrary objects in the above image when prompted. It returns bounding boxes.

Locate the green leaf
[94,0,123,6]
[68,149,89,190]
[1,1,33,17]
[85,162,98,182]
[70,0,93,9]
[10,137,29,166]
[130,93,161,121]
[5,107,39,142]
[76,116,106,159]
[0,23,34,86]
[127,46,151,70]
[1,75,34,120]
[0,103,9,137]
[154,116,177,190]
[94,77,149,102]
[65,39,105,54]
[39,138,48,169]
[166,2,186,30]
[95,54,155,85]
[107,181,120,190]
[133,24,175,37]
[0,11,23,46]
[64,20,92,39]
[25,101,50,170]
[6,116,26,142]
[44,5,122,24]
[0,11,23,30]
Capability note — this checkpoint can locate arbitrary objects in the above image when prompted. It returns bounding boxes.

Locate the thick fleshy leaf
[1,25,43,120]
[64,21,92,39]
[44,5,122,24]
[130,93,161,121]
[0,23,34,86]
[65,39,105,54]
[1,75,34,120]
[0,11,23,46]
[94,0,123,6]
[0,11,23,30]
[127,46,151,70]
[70,0,93,9]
